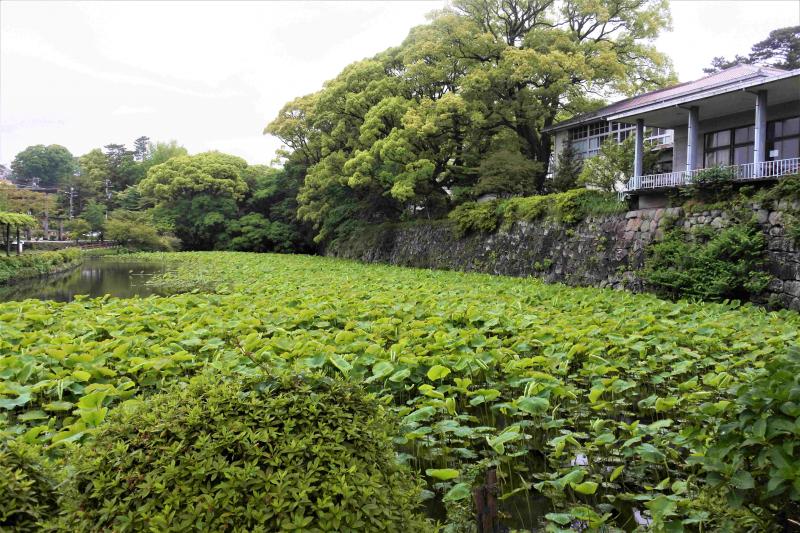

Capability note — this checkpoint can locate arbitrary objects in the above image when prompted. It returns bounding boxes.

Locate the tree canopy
[266,0,674,243]
[704,25,800,73]
[139,152,249,203]
[10,145,75,187]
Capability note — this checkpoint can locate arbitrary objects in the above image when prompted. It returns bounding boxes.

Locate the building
[545,65,800,208]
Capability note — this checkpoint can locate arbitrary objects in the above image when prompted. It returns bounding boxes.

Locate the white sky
[1,0,798,167]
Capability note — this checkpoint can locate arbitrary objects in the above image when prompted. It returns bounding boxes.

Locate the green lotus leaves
[425,468,460,481]
[1,251,798,530]
[426,365,450,381]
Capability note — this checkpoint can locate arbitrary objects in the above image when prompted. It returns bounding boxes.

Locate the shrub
[0,442,58,531]
[698,346,800,530]
[577,137,662,192]
[691,165,737,188]
[643,222,771,301]
[450,190,626,236]
[448,200,500,237]
[105,210,176,251]
[57,373,431,532]
[0,248,81,284]
[549,143,582,193]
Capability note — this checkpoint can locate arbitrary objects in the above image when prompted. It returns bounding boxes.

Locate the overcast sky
[1,0,798,167]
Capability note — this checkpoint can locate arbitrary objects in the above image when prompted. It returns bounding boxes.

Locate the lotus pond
[1,252,798,531]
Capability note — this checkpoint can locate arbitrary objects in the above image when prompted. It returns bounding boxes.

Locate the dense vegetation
[265,0,675,244]
[0,249,81,285]
[3,140,313,254]
[56,373,430,532]
[1,252,798,530]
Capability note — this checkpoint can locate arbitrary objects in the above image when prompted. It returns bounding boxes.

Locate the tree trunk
[4,224,10,257]
[16,227,21,255]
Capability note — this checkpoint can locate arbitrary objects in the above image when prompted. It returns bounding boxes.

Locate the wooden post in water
[473,468,499,533]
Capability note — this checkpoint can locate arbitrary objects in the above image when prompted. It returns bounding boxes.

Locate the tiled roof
[545,64,793,132]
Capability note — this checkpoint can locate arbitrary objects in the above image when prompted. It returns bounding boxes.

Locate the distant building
[546,65,800,207]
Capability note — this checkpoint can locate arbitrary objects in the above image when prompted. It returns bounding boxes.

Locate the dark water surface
[0,258,169,302]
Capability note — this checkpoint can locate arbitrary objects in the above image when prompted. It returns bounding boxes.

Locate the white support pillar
[633,119,644,180]
[686,106,699,173]
[754,90,768,172]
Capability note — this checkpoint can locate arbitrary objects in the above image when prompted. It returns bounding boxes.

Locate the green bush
[0,248,82,284]
[449,189,626,236]
[643,222,771,301]
[698,346,800,530]
[0,442,58,531]
[448,200,500,237]
[57,373,431,532]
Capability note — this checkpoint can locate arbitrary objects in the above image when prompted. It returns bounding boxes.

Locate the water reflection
[0,258,169,302]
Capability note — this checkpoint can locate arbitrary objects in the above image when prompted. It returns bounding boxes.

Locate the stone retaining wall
[329,203,800,310]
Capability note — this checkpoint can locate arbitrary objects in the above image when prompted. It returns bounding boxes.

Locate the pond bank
[0,255,169,302]
[0,248,83,285]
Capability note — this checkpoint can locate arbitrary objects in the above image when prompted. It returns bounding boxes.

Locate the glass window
[733,146,751,166]
[778,138,799,159]
[784,117,800,137]
[705,149,730,167]
[735,126,754,144]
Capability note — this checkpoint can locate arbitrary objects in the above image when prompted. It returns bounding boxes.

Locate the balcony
[624,157,800,192]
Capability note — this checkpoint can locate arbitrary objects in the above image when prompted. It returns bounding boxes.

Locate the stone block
[755,209,770,224]
[768,279,784,292]
[710,217,724,229]
[769,211,782,225]
[640,220,650,232]
[625,210,639,219]
[784,280,800,297]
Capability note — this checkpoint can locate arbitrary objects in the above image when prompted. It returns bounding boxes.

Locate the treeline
[3,0,677,253]
[2,141,313,253]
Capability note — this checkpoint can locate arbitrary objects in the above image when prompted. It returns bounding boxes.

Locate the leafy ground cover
[1,252,798,531]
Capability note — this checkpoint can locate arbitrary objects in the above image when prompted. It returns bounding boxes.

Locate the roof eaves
[605,68,800,122]
[544,66,797,134]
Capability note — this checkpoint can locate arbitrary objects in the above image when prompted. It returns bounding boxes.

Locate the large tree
[704,25,800,73]
[266,0,674,243]
[10,145,75,187]
[139,152,249,249]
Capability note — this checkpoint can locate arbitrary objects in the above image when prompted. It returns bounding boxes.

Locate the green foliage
[448,201,500,237]
[105,210,176,251]
[268,1,675,242]
[578,136,661,192]
[0,442,58,531]
[449,189,626,235]
[142,140,189,172]
[57,372,431,532]
[705,25,799,73]
[473,150,543,197]
[550,143,582,193]
[139,152,249,203]
[3,251,798,529]
[0,248,81,284]
[699,346,800,529]
[643,222,772,301]
[155,194,238,250]
[66,218,91,243]
[225,213,301,253]
[81,201,106,235]
[0,212,37,228]
[10,145,75,187]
